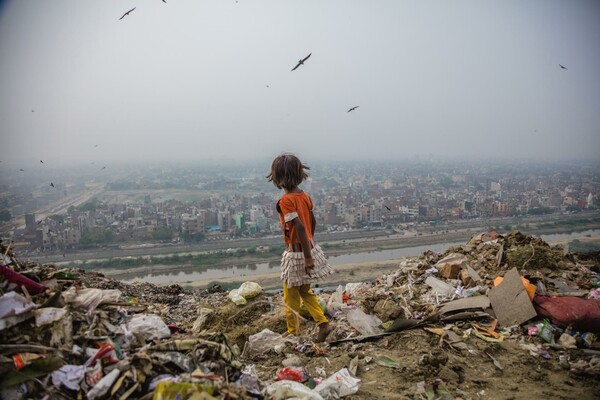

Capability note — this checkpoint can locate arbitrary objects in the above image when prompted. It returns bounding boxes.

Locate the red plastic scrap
[167,323,186,334]
[0,265,47,295]
[275,367,309,382]
[85,361,103,387]
[86,343,117,366]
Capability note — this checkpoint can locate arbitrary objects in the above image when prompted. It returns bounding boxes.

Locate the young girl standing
[267,154,334,342]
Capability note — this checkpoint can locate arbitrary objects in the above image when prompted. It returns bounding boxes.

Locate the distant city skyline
[1,0,599,166]
[3,156,598,254]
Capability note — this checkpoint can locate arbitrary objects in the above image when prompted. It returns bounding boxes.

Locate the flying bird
[19,169,24,171]
[50,182,55,187]
[559,64,568,70]
[347,106,359,113]
[40,160,44,163]
[101,166,106,170]
[163,0,167,3]
[384,205,391,211]
[291,53,312,71]
[119,7,136,20]
[31,109,35,112]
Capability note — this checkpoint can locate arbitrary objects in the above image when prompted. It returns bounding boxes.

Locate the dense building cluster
[1,161,598,252]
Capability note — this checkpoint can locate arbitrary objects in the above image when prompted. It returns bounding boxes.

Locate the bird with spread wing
[119,7,136,20]
[291,53,312,71]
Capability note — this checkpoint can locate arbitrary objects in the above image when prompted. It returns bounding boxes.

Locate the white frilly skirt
[280,243,335,287]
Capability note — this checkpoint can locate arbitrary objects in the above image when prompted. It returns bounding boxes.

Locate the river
[119,229,599,285]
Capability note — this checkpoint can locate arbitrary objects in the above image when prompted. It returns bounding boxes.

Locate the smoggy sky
[0,0,599,168]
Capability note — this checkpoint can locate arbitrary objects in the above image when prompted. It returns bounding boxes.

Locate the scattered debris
[0,231,599,399]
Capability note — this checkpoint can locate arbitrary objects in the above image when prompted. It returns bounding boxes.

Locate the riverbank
[61,229,471,277]
[115,230,600,290]
[192,260,402,291]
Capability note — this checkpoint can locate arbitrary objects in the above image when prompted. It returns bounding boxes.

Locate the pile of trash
[0,240,254,400]
[1,231,600,399]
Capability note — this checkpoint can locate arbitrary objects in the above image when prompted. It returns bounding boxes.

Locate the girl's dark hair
[267,153,310,190]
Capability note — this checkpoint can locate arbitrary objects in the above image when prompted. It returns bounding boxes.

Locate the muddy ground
[164,290,599,400]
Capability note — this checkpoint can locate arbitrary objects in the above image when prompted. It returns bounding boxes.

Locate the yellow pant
[283,283,328,335]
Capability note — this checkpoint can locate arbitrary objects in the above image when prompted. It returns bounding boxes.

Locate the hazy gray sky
[0,0,598,167]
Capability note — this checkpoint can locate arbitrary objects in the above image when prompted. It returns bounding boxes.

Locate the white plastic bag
[192,308,214,333]
[238,281,262,299]
[327,285,345,313]
[346,308,382,336]
[228,289,247,305]
[0,292,36,331]
[34,307,67,327]
[264,380,324,400]
[126,314,170,340]
[62,287,121,312]
[315,368,361,398]
[0,291,36,318]
[245,329,297,357]
[51,365,85,391]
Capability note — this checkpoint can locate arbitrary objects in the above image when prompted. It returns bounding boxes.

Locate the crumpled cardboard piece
[438,295,490,315]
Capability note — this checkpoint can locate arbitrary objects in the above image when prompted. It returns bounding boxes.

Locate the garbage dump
[0,231,599,399]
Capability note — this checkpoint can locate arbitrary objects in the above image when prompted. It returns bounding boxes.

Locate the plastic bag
[228,289,247,305]
[126,314,171,340]
[275,367,310,382]
[192,308,214,333]
[314,368,361,398]
[346,308,382,336]
[264,380,324,400]
[51,365,85,391]
[238,282,262,299]
[245,329,297,357]
[0,291,36,318]
[62,287,121,313]
[327,285,345,314]
[34,307,67,327]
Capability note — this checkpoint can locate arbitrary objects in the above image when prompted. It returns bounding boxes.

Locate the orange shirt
[276,191,314,244]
